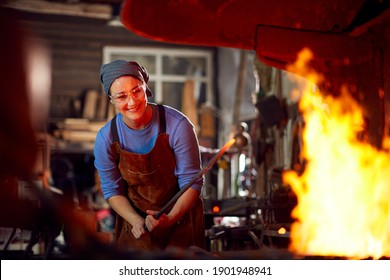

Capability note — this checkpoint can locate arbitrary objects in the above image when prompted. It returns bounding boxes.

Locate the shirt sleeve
[169,116,204,193]
[93,124,127,200]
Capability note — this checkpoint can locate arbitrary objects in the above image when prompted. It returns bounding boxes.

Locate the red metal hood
[119,0,390,148]
[120,0,389,70]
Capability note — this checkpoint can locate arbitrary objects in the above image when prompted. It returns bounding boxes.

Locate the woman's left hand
[144,210,172,231]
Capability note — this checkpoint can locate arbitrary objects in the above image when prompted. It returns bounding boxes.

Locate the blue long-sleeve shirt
[94,103,203,200]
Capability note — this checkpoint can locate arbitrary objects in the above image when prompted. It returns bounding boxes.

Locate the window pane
[161,81,207,111]
[162,82,183,110]
[110,54,156,74]
[162,56,206,76]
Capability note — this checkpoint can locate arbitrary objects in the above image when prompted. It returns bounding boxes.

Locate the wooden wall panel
[15,11,188,120]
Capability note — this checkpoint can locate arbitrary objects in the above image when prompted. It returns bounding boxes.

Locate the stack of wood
[53,89,109,145]
[53,118,105,143]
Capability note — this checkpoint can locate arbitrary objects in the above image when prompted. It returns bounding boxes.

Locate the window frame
[103,46,214,105]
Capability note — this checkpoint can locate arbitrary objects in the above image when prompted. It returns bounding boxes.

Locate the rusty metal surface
[120,0,369,49]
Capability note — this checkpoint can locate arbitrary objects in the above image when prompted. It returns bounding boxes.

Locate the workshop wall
[15,10,209,121]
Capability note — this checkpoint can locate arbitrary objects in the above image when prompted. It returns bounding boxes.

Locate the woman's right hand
[130,217,146,239]
[108,195,148,239]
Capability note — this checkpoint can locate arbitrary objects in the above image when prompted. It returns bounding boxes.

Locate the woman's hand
[130,217,146,239]
[144,210,173,231]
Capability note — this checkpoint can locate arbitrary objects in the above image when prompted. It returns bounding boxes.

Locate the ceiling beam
[2,0,113,19]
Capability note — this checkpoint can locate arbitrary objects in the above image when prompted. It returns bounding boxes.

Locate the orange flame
[283,48,390,259]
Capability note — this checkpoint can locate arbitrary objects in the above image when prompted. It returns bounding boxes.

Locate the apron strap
[110,114,119,143]
[157,104,166,134]
[110,115,120,164]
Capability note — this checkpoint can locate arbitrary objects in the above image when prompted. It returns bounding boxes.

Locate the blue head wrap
[100,60,152,97]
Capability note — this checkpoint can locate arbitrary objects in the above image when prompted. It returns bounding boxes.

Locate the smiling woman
[100,60,152,129]
[94,59,206,251]
[109,76,152,130]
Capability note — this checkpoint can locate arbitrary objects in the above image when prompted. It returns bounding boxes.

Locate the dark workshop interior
[0,0,389,260]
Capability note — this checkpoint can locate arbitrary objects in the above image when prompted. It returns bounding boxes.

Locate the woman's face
[109,75,149,127]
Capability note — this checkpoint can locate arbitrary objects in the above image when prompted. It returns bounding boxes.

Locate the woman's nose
[125,94,138,105]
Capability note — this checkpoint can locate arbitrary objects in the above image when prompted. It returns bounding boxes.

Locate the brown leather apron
[110,105,205,251]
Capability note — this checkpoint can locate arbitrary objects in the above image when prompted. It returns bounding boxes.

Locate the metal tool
[143,129,250,232]
[153,137,237,220]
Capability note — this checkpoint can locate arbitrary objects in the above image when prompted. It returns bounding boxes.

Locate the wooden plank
[181,80,199,134]
[82,90,99,120]
[4,0,112,19]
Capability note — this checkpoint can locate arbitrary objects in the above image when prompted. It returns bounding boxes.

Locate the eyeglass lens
[110,84,145,103]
